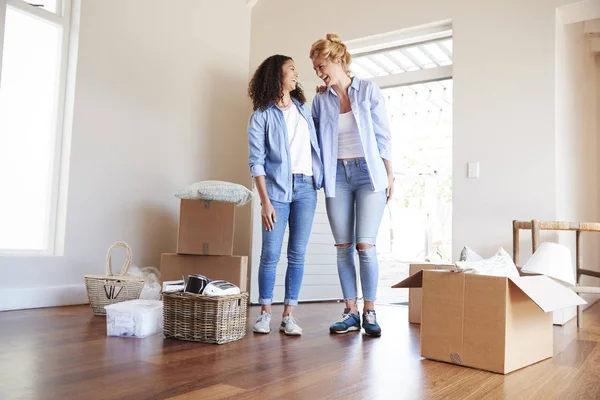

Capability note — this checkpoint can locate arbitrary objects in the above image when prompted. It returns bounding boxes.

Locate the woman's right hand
[261,201,277,231]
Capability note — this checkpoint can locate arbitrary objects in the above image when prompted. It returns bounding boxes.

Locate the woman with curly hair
[247,55,323,336]
[310,34,393,337]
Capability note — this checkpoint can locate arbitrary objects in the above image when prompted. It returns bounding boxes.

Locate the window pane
[23,0,59,14]
[424,43,451,64]
[388,51,419,72]
[0,7,62,251]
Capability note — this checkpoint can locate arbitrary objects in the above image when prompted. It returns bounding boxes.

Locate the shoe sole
[363,329,382,337]
[330,326,361,334]
[279,327,302,336]
[253,328,270,334]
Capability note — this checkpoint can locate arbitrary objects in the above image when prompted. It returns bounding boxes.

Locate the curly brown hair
[248,55,306,111]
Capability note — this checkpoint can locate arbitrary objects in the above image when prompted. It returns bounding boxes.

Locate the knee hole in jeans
[357,242,374,251]
[335,243,353,248]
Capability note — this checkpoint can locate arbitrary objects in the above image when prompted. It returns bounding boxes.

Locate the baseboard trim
[0,284,89,311]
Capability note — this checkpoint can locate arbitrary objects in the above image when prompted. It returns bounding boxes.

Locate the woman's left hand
[386,174,394,204]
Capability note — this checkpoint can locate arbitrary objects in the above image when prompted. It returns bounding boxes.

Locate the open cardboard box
[393,270,586,374]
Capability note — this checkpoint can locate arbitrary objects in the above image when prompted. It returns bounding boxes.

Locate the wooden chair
[513,219,600,328]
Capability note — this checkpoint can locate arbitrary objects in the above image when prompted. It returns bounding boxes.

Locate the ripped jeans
[325,158,387,302]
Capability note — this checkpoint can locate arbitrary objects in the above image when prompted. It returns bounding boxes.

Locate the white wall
[251,0,583,262]
[553,17,600,323]
[556,21,599,270]
[0,0,253,310]
[0,0,6,80]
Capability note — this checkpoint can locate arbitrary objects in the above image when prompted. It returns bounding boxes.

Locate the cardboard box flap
[392,270,424,288]
[508,275,587,313]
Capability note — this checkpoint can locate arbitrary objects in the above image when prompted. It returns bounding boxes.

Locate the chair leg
[577,305,583,329]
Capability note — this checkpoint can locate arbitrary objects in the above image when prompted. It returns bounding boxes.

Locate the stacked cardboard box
[160,199,248,291]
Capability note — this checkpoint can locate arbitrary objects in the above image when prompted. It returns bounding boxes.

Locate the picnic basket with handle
[84,241,145,316]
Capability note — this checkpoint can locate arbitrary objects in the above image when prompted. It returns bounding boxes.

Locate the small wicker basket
[162,291,248,344]
[84,241,145,316]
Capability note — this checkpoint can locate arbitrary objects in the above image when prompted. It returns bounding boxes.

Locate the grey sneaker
[279,315,302,336]
[253,311,271,333]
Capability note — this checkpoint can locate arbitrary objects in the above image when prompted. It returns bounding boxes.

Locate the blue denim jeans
[325,158,387,302]
[258,174,317,306]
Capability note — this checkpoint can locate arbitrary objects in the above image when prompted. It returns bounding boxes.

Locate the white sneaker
[253,311,271,333]
[280,315,302,336]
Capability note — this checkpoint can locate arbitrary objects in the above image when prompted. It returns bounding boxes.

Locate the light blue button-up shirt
[311,77,392,198]
[247,98,323,203]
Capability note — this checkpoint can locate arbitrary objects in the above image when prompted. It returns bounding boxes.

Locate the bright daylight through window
[347,30,453,304]
[0,0,73,254]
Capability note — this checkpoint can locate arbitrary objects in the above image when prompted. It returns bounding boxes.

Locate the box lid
[104,299,163,312]
[393,270,587,313]
[508,275,586,313]
[392,270,428,288]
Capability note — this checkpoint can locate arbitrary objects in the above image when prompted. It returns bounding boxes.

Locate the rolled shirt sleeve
[370,84,392,161]
[247,111,267,177]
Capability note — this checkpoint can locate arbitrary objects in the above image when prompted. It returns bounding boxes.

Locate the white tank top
[280,102,313,176]
[337,111,364,159]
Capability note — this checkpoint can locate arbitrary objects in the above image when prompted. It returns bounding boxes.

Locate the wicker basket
[84,242,145,316]
[163,291,248,344]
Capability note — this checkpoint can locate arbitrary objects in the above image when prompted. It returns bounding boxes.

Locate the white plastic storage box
[105,299,163,338]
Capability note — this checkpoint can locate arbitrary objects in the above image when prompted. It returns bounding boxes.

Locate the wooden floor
[1,301,599,400]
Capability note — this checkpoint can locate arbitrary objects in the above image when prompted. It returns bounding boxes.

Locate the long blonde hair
[309,33,352,76]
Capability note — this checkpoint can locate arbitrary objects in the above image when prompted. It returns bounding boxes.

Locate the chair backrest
[512,219,600,284]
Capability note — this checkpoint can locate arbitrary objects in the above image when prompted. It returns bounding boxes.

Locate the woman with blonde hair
[310,34,393,337]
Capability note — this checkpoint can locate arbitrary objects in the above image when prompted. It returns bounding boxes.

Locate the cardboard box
[393,270,586,374]
[160,253,247,292]
[408,263,454,324]
[177,199,235,255]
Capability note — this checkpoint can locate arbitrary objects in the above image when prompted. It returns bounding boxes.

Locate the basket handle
[105,241,133,276]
